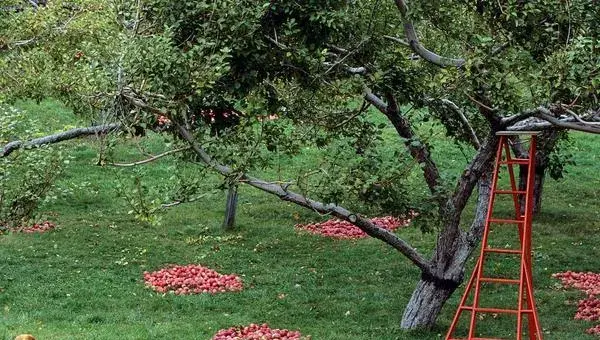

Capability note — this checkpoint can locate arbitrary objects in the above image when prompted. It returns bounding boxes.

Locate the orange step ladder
[445,131,543,340]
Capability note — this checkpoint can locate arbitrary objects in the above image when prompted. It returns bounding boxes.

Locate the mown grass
[1,100,599,339]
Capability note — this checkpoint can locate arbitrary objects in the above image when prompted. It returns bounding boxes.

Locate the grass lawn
[1,101,599,339]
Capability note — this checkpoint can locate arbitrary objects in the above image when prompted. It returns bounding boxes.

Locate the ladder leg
[444,259,480,339]
[523,135,542,340]
[467,136,506,339]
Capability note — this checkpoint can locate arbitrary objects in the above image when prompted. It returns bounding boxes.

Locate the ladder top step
[496,130,542,136]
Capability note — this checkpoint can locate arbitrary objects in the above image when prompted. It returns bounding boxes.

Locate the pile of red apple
[212,323,309,340]
[553,271,600,336]
[143,264,243,295]
[2,221,56,234]
[553,271,600,296]
[295,214,413,239]
[588,325,600,336]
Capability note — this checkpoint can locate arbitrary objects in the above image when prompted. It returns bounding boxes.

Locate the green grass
[1,101,600,339]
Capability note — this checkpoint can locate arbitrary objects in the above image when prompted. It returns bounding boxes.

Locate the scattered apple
[143,264,243,295]
[2,221,56,234]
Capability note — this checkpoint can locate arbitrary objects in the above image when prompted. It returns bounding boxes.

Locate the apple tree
[1,0,599,329]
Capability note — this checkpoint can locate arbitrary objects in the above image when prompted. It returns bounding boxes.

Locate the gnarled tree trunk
[401,275,460,328]
[400,171,493,329]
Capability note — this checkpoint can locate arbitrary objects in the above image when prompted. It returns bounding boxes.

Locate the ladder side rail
[517,135,539,340]
[467,135,507,339]
[524,135,543,339]
[444,257,482,339]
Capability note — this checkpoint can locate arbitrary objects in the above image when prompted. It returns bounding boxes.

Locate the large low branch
[503,107,600,134]
[1,123,121,158]
[393,0,465,68]
[174,121,434,277]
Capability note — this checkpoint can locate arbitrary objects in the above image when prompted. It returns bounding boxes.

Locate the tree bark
[222,185,238,230]
[515,130,560,214]
[401,276,460,329]
[518,166,546,214]
[401,168,494,328]
[1,123,121,158]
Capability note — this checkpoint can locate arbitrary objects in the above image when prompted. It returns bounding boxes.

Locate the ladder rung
[483,248,521,255]
[448,338,507,340]
[499,159,529,165]
[494,190,527,195]
[460,306,534,314]
[479,277,521,285]
[489,218,523,224]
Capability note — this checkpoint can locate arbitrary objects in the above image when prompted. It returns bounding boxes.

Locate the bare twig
[330,101,371,129]
[106,146,191,167]
[159,192,212,209]
[439,98,481,149]
[383,35,410,46]
[464,92,497,112]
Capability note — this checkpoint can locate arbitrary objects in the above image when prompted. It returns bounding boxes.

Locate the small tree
[0,105,65,227]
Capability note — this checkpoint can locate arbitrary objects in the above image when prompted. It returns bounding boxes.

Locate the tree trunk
[401,276,459,329]
[518,166,546,214]
[516,130,559,215]
[400,172,493,329]
[222,185,238,230]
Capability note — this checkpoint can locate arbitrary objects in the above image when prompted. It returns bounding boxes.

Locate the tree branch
[363,87,389,114]
[393,0,465,68]
[450,134,499,215]
[106,146,190,167]
[363,89,443,199]
[431,98,481,149]
[1,123,121,158]
[382,35,410,47]
[383,92,443,199]
[503,107,600,134]
[174,120,434,276]
[535,109,600,134]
